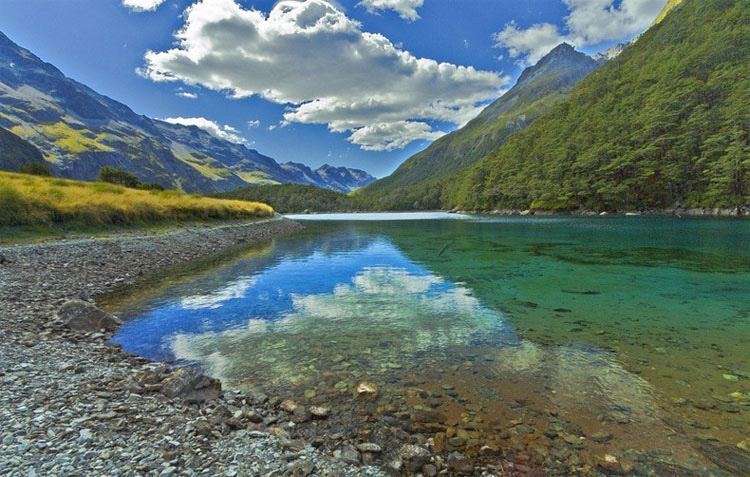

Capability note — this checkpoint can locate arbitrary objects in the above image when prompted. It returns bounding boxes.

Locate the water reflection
[109,217,749,473]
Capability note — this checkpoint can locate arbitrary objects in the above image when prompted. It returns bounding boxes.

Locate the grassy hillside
[216,183,359,214]
[358,44,601,203]
[0,171,273,233]
[447,0,748,212]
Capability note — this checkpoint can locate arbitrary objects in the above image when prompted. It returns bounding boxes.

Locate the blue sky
[0,0,665,177]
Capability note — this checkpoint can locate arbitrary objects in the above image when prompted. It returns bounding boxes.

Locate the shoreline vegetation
[0,171,275,242]
[217,183,749,217]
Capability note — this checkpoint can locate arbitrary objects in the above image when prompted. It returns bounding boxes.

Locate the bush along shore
[0,218,390,476]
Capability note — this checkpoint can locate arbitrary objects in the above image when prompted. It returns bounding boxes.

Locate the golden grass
[0,171,274,229]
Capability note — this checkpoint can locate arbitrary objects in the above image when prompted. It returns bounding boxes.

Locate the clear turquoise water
[107,215,750,469]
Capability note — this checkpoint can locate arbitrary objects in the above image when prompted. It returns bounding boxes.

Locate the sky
[0,0,666,177]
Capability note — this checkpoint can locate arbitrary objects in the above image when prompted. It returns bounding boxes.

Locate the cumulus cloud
[162,116,246,144]
[358,0,424,21]
[122,0,167,12]
[141,0,507,151]
[247,120,260,129]
[494,0,666,65]
[349,121,444,151]
[177,91,198,99]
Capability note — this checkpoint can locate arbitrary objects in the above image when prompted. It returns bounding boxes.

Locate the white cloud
[122,0,167,12]
[348,121,444,151]
[358,0,424,21]
[162,116,246,144]
[177,91,198,99]
[494,0,666,65]
[141,0,507,151]
[247,120,260,129]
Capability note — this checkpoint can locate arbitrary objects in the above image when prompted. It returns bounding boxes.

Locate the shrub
[19,162,53,177]
[97,167,141,189]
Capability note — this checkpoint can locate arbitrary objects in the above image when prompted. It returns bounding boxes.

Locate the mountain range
[0,31,374,194]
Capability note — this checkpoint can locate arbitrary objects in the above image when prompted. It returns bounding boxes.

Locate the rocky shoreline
[0,217,387,476]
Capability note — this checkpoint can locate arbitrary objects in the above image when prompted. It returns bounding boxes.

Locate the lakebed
[1,213,748,476]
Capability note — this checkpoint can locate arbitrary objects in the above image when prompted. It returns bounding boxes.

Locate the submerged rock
[292,406,312,423]
[309,406,331,418]
[280,400,298,413]
[58,299,122,332]
[356,382,378,398]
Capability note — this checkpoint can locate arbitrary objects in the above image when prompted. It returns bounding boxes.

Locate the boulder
[59,299,122,332]
[161,368,221,403]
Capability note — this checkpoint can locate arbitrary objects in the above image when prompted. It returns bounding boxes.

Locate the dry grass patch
[0,171,274,229]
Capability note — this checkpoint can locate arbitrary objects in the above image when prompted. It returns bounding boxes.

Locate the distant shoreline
[285,207,749,217]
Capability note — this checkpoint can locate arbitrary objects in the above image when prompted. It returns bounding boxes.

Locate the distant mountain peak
[593,39,636,63]
[281,162,375,193]
[515,43,598,90]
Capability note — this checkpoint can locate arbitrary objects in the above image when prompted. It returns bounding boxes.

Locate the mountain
[593,39,635,63]
[0,125,45,171]
[0,31,372,193]
[445,0,748,211]
[358,43,602,206]
[281,162,375,193]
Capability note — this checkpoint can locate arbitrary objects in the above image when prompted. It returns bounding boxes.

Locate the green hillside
[447,0,748,212]
[357,44,602,207]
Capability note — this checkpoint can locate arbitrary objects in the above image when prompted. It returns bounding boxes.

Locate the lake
[105,214,750,473]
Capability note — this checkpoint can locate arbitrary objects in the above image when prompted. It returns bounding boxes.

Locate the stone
[160,368,221,403]
[338,445,361,465]
[412,409,446,424]
[280,400,298,413]
[387,459,404,476]
[422,464,438,477]
[598,454,623,473]
[398,444,431,474]
[356,382,378,398]
[356,443,382,453]
[78,429,93,443]
[288,460,315,477]
[590,432,613,443]
[447,452,473,474]
[58,299,122,332]
[292,406,312,423]
[309,406,331,418]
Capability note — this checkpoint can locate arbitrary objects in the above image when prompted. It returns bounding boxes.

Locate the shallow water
[106,214,750,472]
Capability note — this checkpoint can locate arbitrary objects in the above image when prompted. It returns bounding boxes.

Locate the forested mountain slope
[448,0,748,211]
[359,44,602,202]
